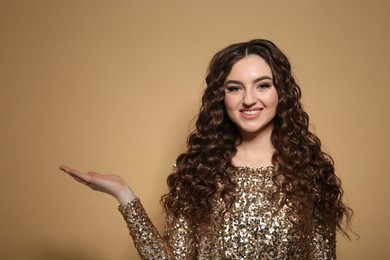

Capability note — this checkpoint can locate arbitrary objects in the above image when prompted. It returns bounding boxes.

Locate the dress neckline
[233,164,277,171]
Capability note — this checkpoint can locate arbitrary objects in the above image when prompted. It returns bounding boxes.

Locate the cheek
[271,96,279,118]
[224,96,237,120]
[269,90,279,107]
[272,96,279,107]
[224,95,234,111]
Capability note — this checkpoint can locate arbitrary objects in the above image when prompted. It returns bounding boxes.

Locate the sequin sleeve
[310,216,337,259]
[118,198,196,259]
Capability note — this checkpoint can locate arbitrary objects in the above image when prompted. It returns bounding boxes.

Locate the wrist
[116,185,136,206]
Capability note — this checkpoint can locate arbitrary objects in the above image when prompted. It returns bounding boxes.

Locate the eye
[256,83,271,90]
[225,86,242,93]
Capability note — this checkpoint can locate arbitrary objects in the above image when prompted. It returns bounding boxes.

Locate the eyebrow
[224,76,273,85]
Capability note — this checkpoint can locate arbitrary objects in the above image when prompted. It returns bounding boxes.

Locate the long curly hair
[161,39,353,238]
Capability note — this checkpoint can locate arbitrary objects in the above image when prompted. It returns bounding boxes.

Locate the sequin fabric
[118,166,336,259]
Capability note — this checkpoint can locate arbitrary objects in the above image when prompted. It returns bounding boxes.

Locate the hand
[59,165,136,205]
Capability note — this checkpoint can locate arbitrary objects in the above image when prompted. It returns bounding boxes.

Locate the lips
[240,108,263,118]
[242,109,261,115]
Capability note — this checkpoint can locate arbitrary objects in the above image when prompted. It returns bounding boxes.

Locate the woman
[60,39,352,259]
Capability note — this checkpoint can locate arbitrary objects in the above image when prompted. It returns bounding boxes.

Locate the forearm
[118,198,173,259]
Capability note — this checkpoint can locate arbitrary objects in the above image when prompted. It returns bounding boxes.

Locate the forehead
[226,55,272,80]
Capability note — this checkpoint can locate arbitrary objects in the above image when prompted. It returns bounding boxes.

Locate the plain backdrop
[1,1,389,259]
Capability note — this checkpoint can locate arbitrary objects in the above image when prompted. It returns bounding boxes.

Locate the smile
[241,109,262,115]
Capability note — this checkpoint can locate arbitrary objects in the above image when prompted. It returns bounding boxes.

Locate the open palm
[59,165,136,205]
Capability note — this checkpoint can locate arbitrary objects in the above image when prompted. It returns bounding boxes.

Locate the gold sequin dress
[118,166,336,259]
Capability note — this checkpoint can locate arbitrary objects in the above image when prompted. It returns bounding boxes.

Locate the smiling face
[223,55,279,138]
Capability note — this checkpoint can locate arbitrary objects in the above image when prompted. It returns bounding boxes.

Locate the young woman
[60,39,352,259]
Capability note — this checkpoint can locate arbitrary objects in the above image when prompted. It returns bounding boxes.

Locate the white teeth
[243,110,259,115]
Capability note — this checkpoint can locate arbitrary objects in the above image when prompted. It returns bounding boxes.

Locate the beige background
[1,1,389,259]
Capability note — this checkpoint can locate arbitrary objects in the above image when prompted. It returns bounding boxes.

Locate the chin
[238,124,274,136]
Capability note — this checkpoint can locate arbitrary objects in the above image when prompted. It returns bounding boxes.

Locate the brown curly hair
[161,39,353,238]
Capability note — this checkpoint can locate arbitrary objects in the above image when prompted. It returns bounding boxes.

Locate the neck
[233,126,275,168]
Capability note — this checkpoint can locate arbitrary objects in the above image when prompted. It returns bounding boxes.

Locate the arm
[119,199,196,259]
[59,165,196,259]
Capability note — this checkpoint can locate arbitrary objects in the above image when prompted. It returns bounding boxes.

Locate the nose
[243,89,257,106]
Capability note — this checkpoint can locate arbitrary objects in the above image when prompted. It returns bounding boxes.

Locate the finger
[59,165,92,184]
[59,165,78,174]
[71,175,91,186]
